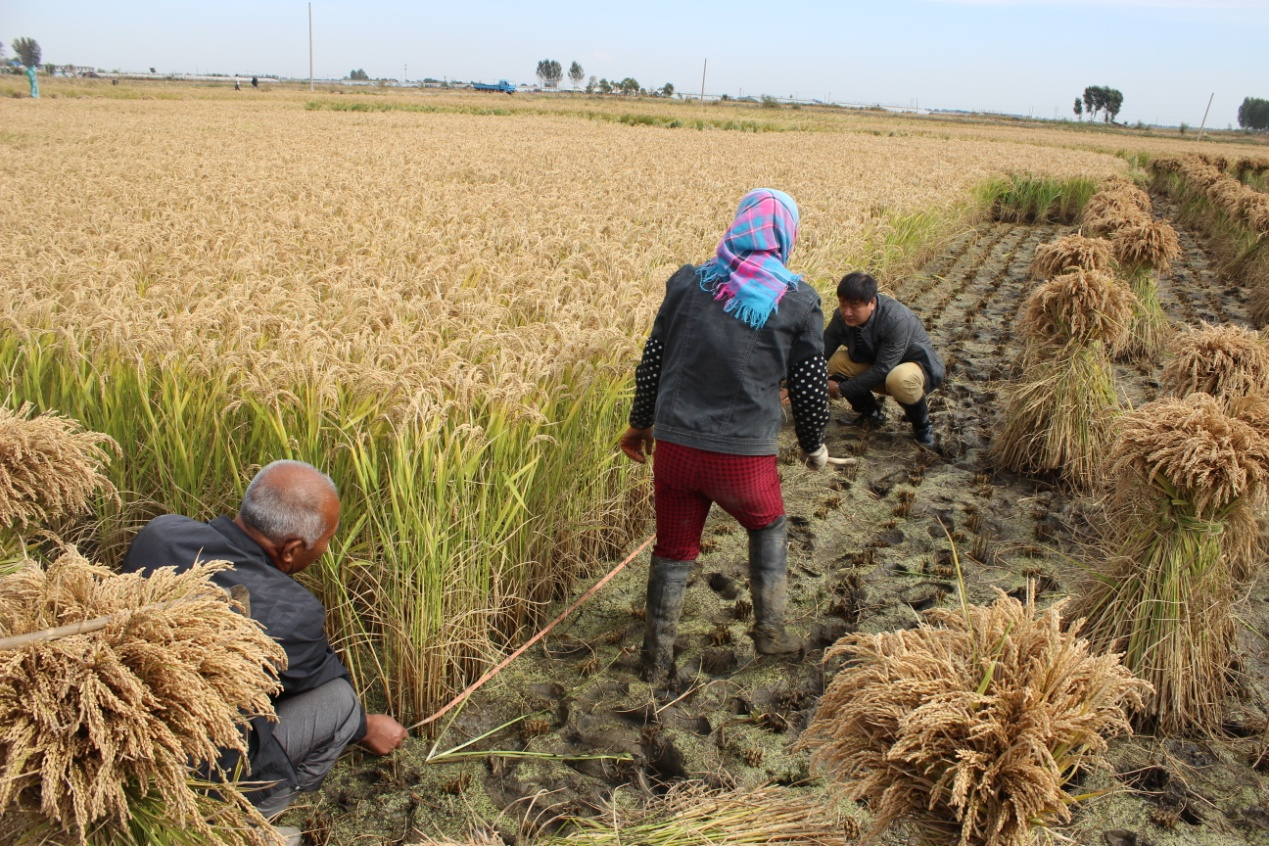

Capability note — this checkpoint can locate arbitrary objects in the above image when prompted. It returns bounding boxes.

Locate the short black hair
[837,272,878,304]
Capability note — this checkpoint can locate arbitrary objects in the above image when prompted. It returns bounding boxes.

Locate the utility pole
[308,2,314,91]
[1197,92,1215,139]
[700,58,707,103]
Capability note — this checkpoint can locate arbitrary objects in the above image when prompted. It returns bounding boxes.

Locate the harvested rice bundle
[1079,394,1269,733]
[799,592,1148,846]
[1112,219,1182,274]
[1160,323,1269,401]
[537,782,856,846]
[0,552,286,845]
[1019,269,1135,349]
[989,346,1120,490]
[1028,234,1113,279]
[1082,192,1149,237]
[0,404,118,532]
[1099,176,1152,212]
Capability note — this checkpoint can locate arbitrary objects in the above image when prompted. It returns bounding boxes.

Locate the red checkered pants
[651,440,785,561]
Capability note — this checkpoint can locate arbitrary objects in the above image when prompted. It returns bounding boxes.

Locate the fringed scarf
[696,188,801,329]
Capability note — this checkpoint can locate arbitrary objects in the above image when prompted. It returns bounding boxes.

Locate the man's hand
[802,444,828,471]
[620,427,655,464]
[827,380,841,400]
[360,714,408,755]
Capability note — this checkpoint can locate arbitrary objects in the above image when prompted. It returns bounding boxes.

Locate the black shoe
[838,396,886,429]
[900,397,935,448]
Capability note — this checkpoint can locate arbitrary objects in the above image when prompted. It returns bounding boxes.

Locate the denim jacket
[633,264,825,456]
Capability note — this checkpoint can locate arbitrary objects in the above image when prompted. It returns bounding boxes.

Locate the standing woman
[620,188,830,684]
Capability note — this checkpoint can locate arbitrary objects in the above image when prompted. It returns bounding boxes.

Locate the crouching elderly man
[121,459,407,822]
[824,271,945,448]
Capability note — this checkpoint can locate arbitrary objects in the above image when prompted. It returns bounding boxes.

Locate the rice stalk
[537,782,856,846]
[1028,234,1113,279]
[1160,322,1269,401]
[1077,394,1269,733]
[1111,219,1182,274]
[0,403,118,532]
[989,344,1120,491]
[1115,268,1174,363]
[1018,269,1135,349]
[798,592,1148,846]
[0,552,285,843]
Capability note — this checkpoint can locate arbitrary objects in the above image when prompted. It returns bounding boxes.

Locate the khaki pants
[828,349,926,406]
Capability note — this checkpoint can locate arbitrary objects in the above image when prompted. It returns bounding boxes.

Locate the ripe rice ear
[798,592,1148,846]
[1112,220,1182,273]
[0,404,119,532]
[1077,394,1269,733]
[1099,177,1153,212]
[1028,234,1113,278]
[1082,192,1150,237]
[989,345,1120,491]
[0,553,286,843]
[1018,268,1135,349]
[1160,323,1269,401]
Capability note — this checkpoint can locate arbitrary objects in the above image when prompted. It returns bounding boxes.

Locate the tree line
[1073,85,1123,123]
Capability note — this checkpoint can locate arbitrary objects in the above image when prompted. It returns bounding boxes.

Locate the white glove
[802,444,828,470]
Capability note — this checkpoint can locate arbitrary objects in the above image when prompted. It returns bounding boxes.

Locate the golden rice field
[0,84,1148,722]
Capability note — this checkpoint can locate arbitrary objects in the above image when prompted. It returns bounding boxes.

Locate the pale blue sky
[3,0,1266,127]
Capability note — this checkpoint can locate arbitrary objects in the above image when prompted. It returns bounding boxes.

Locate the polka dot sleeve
[788,355,829,453]
[629,337,663,429]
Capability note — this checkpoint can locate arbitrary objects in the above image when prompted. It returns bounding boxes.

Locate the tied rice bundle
[1028,234,1113,279]
[1019,269,1135,349]
[1160,323,1269,403]
[1112,219,1182,273]
[0,552,287,845]
[799,592,1148,846]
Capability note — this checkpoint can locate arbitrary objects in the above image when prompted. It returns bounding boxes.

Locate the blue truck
[472,80,515,94]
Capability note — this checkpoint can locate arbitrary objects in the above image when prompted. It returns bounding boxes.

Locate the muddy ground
[294,204,1269,846]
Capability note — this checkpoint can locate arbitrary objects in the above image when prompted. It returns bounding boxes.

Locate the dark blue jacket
[634,264,826,455]
[823,293,945,396]
[121,514,366,806]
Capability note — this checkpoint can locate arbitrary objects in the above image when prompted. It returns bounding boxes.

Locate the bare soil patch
[300,207,1269,846]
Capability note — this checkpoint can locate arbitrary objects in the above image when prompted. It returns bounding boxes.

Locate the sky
[3,0,1267,128]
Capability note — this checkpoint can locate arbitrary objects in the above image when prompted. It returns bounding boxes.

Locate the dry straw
[799,592,1148,846]
[1078,393,1269,733]
[0,552,286,845]
[1018,269,1134,349]
[1160,322,1269,401]
[1028,234,1113,279]
[536,782,856,846]
[1081,192,1149,238]
[1111,219,1182,274]
[0,404,118,532]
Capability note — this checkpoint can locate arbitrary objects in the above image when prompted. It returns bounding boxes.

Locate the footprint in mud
[707,573,740,599]
[902,582,955,612]
[787,515,814,553]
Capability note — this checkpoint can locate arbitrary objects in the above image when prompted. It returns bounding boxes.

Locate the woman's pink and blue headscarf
[696,188,801,330]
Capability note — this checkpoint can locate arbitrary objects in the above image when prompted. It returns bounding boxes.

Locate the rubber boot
[641,556,693,684]
[746,517,804,654]
[839,392,886,429]
[900,396,935,448]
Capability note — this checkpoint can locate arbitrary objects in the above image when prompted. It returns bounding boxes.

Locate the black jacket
[823,294,945,396]
[631,264,827,455]
[121,514,366,806]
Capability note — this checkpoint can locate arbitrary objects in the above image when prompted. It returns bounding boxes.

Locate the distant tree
[536,59,562,88]
[597,77,612,95]
[568,60,584,89]
[1073,98,1083,121]
[658,82,675,98]
[0,42,6,63]
[1081,85,1124,123]
[11,37,41,68]
[585,74,596,94]
[42,63,56,75]
[618,76,639,95]
[349,68,369,81]
[1238,97,1269,131]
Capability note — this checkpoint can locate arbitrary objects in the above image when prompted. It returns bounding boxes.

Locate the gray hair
[239,460,338,547]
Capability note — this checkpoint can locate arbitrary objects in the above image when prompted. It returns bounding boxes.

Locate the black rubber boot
[641,556,693,684]
[839,392,886,429]
[746,517,804,655]
[900,396,935,448]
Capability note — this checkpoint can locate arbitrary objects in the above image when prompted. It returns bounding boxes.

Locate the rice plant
[1160,322,1269,401]
[1076,393,1269,734]
[798,591,1148,846]
[974,174,1098,224]
[1028,234,1113,279]
[0,552,285,844]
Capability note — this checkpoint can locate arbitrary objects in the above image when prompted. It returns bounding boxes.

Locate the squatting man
[824,271,945,447]
[122,460,408,825]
